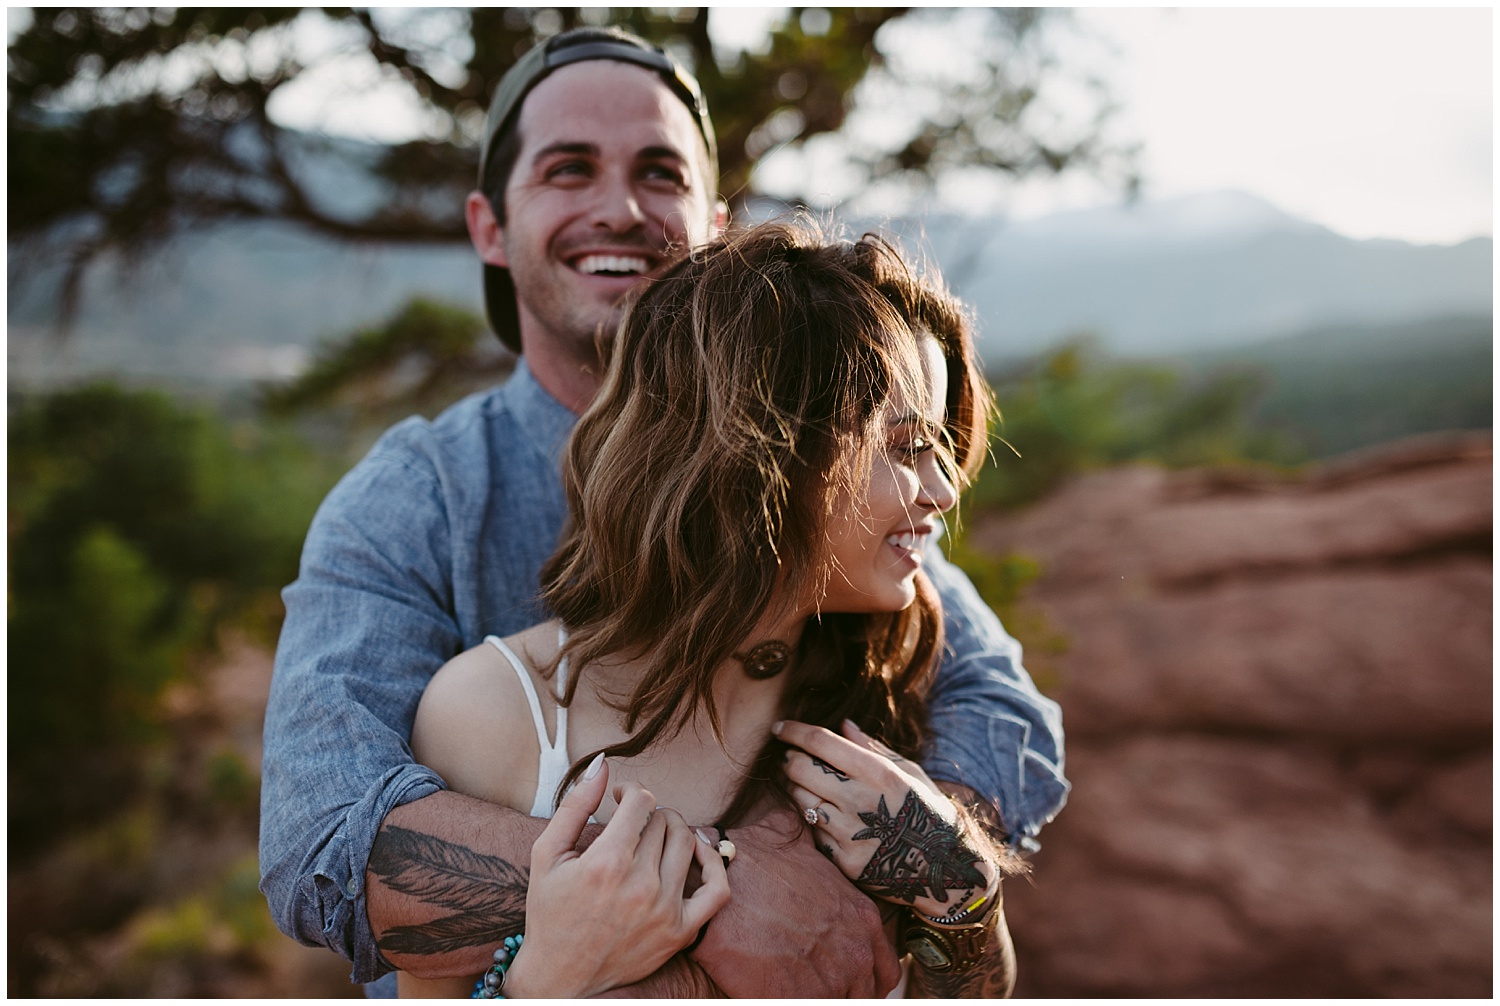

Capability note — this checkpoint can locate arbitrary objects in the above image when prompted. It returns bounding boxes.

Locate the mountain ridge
[8,189,1492,385]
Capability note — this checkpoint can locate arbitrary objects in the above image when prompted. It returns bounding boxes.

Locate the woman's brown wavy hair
[540,218,993,824]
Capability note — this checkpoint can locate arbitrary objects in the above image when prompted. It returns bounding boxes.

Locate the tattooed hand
[502,754,730,998]
[774,718,998,922]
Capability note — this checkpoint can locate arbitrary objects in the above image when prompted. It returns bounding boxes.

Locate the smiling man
[259,27,1067,997]
[466,45,719,411]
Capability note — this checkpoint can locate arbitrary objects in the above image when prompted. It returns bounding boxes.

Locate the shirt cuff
[300,763,447,984]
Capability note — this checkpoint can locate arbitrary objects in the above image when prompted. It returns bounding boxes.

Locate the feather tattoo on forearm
[367,825,530,956]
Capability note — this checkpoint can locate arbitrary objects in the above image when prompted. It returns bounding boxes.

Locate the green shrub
[974,338,1304,510]
[8,383,333,854]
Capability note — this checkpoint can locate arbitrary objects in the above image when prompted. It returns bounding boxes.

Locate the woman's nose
[917,460,958,513]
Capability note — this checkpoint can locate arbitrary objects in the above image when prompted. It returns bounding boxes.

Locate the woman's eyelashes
[889,427,941,464]
[901,436,934,461]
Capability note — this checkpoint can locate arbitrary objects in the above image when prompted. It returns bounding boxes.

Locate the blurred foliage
[943,542,1069,694]
[7,383,338,855]
[129,854,273,961]
[9,7,1131,321]
[20,847,306,997]
[205,746,261,814]
[1206,314,1493,459]
[973,338,1307,510]
[261,296,512,427]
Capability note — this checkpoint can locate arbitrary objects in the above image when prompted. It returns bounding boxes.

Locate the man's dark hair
[482,123,526,227]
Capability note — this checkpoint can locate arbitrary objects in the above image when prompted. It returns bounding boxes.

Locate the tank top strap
[484,631,572,818]
[483,635,558,752]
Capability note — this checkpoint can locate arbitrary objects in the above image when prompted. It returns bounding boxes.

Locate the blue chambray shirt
[259,361,1067,983]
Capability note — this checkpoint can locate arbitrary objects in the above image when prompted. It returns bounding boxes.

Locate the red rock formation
[971,431,1492,996]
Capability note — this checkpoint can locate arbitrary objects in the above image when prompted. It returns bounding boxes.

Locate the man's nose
[590,171,646,233]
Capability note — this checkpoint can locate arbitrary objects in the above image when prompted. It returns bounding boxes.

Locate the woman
[401,221,1019,998]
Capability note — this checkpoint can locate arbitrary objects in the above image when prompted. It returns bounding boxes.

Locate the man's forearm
[366,790,555,980]
[593,955,725,997]
[368,791,724,996]
[689,806,902,997]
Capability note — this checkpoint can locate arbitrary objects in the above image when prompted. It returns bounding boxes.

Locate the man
[259,27,1067,997]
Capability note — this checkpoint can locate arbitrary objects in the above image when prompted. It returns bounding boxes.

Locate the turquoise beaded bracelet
[471,933,524,999]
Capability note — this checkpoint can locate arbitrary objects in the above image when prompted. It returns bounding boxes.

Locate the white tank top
[483,629,571,818]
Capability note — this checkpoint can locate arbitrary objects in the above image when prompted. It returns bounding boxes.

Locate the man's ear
[709,197,729,240]
[466,191,508,267]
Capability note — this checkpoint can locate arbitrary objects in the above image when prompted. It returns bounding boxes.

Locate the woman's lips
[884,529,932,564]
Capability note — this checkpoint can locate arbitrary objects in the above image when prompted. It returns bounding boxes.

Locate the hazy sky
[746,7,1492,244]
[1068,7,1492,244]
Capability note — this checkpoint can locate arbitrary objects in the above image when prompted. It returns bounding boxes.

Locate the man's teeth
[886,532,925,551]
[576,254,649,275]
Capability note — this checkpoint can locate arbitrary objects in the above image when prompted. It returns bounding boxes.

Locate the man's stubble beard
[505,243,624,371]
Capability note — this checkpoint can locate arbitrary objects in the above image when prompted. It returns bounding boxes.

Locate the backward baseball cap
[477,27,718,353]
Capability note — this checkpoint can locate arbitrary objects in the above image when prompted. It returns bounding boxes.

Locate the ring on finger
[802,800,826,826]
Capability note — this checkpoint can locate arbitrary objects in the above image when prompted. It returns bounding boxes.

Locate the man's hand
[690,805,902,997]
[593,954,723,998]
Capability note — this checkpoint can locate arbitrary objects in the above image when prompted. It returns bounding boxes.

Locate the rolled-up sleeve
[920,548,1069,846]
[258,425,460,983]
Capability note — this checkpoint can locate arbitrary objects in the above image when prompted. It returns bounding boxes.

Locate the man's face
[489,60,717,359]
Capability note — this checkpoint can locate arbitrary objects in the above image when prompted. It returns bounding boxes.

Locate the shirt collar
[504,358,580,465]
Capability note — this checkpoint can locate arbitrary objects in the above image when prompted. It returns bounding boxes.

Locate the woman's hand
[776,718,998,922]
[503,755,730,998]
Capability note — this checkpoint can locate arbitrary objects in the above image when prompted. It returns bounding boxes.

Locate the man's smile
[572,253,652,277]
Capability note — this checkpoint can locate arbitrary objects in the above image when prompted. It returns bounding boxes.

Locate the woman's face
[815,335,959,614]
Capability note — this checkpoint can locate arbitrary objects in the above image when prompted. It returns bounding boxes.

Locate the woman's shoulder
[412,621,562,806]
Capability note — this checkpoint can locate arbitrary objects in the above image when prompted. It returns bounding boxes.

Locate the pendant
[735,640,791,680]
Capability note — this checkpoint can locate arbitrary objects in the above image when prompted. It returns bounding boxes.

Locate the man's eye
[642,164,687,186]
[547,161,591,180]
